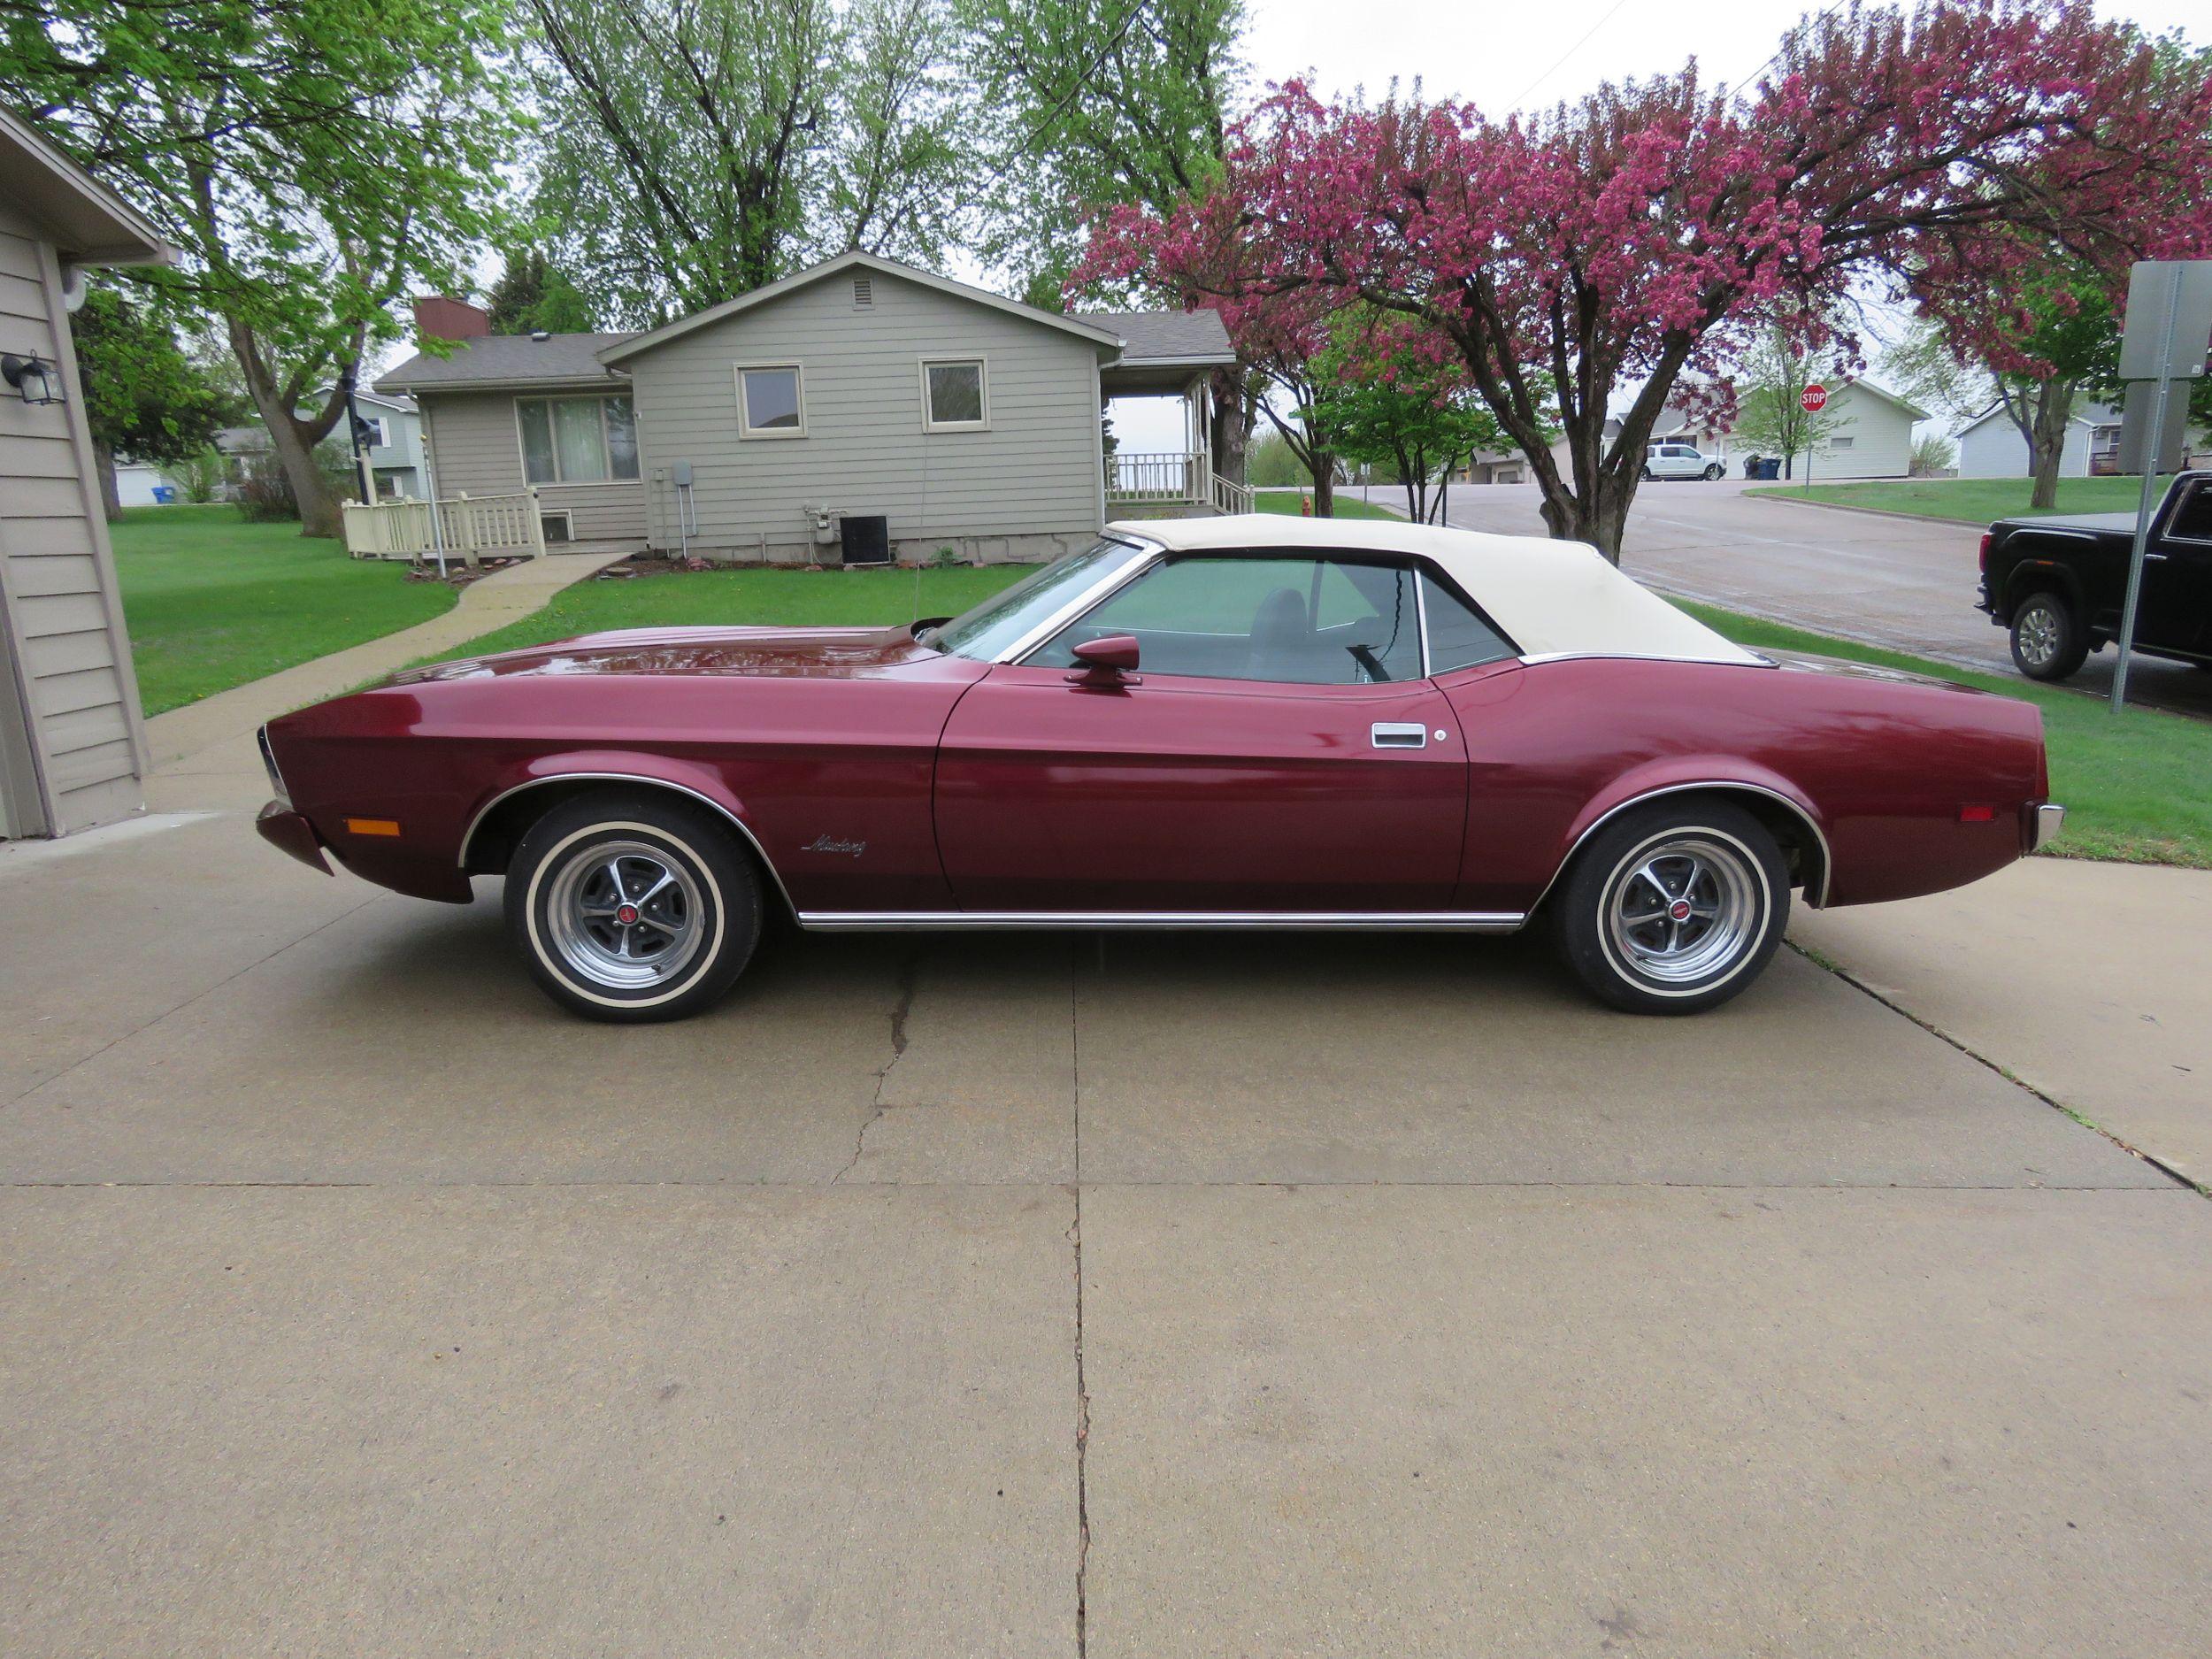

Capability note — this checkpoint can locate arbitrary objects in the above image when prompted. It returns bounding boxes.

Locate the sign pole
[2112,265,2182,716]
[1797,382,1827,495]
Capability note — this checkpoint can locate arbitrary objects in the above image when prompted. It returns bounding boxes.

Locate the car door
[2143,477,2212,656]
[933,551,1470,913]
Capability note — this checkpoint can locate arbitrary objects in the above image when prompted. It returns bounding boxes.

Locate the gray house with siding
[0,107,167,840]
[376,250,1239,564]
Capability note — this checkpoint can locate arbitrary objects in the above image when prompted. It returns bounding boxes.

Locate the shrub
[1909,434,1957,477]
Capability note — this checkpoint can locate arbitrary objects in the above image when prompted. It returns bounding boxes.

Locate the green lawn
[403,553,2208,872]
[1744,475,2178,525]
[1250,488,1402,520]
[113,504,457,715]
[1675,600,2211,870]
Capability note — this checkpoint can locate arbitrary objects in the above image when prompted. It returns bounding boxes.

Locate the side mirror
[1067,633,1141,687]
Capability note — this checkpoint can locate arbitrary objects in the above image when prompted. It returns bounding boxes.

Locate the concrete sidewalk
[1794,857,2212,1187]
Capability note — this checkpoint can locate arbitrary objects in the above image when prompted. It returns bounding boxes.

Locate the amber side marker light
[344,818,403,837]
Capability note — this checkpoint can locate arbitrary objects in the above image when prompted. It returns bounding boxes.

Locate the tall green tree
[528,0,973,324]
[1731,325,1844,481]
[4,0,524,537]
[486,247,599,334]
[1307,311,1504,523]
[68,284,228,520]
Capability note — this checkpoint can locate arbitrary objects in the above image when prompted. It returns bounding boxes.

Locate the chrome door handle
[1371,722,1427,749]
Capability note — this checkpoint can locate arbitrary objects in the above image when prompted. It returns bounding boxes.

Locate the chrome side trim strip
[1517,650,1778,668]
[1526,780,1835,914]
[457,772,799,918]
[797,909,1527,933]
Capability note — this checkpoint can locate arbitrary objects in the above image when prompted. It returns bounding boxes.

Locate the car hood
[387,624,943,684]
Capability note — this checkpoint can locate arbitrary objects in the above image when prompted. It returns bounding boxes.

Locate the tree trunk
[225,316,348,540]
[92,436,123,523]
[2026,380,2075,511]
[1534,475,1632,563]
[1307,449,1335,517]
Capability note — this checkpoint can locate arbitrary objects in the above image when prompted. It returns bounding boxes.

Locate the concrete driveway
[1353,478,2212,718]
[5,699,2211,1655]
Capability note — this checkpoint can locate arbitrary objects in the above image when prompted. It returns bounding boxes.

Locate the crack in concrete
[833,949,924,1184]
[1071,940,1090,1659]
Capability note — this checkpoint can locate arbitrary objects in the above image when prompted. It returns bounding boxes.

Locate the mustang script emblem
[802,834,867,857]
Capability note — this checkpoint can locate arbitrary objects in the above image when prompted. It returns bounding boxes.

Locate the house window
[518,396,640,484]
[736,365,805,437]
[541,510,574,544]
[1829,435,1855,450]
[922,357,987,431]
[358,415,388,449]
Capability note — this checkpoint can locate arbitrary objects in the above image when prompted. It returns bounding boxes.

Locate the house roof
[1087,308,1235,366]
[1955,398,2116,437]
[1834,378,1932,421]
[1112,515,1763,668]
[599,250,1124,367]
[376,332,637,396]
[0,106,171,266]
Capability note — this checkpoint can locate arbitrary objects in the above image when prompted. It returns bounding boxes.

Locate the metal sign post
[2112,260,2212,714]
[1799,383,1826,495]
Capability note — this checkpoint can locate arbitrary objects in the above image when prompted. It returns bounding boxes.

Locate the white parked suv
[1641,442,1725,480]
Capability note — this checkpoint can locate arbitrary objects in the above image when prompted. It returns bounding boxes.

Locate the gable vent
[852,276,874,310]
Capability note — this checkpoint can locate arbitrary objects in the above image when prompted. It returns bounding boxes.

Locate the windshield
[923,537,1150,661]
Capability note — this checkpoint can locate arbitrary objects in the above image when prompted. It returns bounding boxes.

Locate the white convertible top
[1108,513,1764,667]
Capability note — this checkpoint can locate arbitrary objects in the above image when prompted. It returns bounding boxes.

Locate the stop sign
[1801,383,1829,413]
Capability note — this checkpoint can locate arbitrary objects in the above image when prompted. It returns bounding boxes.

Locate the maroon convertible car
[257,517,2062,1021]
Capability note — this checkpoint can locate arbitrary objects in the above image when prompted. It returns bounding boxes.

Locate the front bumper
[256,799,332,875]
[2027,802,2066,851]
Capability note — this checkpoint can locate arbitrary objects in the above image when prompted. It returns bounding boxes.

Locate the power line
[1505,0,1636,112]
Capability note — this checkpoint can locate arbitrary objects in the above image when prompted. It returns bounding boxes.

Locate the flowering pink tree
[1077,2,2212,561]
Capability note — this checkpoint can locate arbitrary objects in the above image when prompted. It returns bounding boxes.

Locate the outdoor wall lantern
[1,352,64,406]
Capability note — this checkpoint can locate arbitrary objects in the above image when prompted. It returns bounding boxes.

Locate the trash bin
[839,513,890,566]
[1755,458,1782,480]
[150,484,176,504]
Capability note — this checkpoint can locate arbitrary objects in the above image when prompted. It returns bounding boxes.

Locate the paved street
[2,663,2208,1655]
[1348,479,2212,718]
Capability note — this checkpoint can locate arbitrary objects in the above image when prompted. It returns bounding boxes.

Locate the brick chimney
[411,295,491,342]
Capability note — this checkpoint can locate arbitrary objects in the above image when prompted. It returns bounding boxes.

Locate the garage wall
[0,199,147,837]
[1813,385,1915,480]
[1955,414,2091,480]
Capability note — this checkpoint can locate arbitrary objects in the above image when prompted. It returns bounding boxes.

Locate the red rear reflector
[1978,533,1992,574]
[1958,804,1995,823]
[344,817,402,837]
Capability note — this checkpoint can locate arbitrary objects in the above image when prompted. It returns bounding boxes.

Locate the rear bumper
[2027,802,2066,851]
[256,799,332,875]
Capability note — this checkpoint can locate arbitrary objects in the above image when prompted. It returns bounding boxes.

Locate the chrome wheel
[1603,833,1761,986]
[2015,601,2061,671]
[541,839,705,991]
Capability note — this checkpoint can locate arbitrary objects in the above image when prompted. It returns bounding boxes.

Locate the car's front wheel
[504,788,761,1022]
[1639,465,1655,480]
[1552,800,1791,1014]
[2009,590,2089,681]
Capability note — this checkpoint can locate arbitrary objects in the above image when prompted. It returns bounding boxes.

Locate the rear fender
[1540,760,1832,911]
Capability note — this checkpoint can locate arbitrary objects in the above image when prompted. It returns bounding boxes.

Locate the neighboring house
[0,106,168,840]
[1954,399,2122,480]
[110,457,167,507]
[375,250,1240,562]
[1797,380,1926,479]
[344,388,425,500]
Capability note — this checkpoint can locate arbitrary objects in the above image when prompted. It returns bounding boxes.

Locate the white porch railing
[342,490,547,565]
[1107,451,1253,514]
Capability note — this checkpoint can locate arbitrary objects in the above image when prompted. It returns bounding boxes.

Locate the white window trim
[539,508,575,544]
[515,395,643,487]
[919,355,990,434]
[734,362,807,439]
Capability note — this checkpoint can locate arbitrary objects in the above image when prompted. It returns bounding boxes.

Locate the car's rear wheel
[504,789,761,1022]
[1552,801,1791,1014]
[1640,465,1655,480]
[2009,590,2088,681]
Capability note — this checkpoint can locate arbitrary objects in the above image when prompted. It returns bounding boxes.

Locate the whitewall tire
[504,789,761,1022]
[1552,800,1791,1014]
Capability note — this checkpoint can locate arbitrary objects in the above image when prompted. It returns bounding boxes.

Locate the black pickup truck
[1978,470,2212,680]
